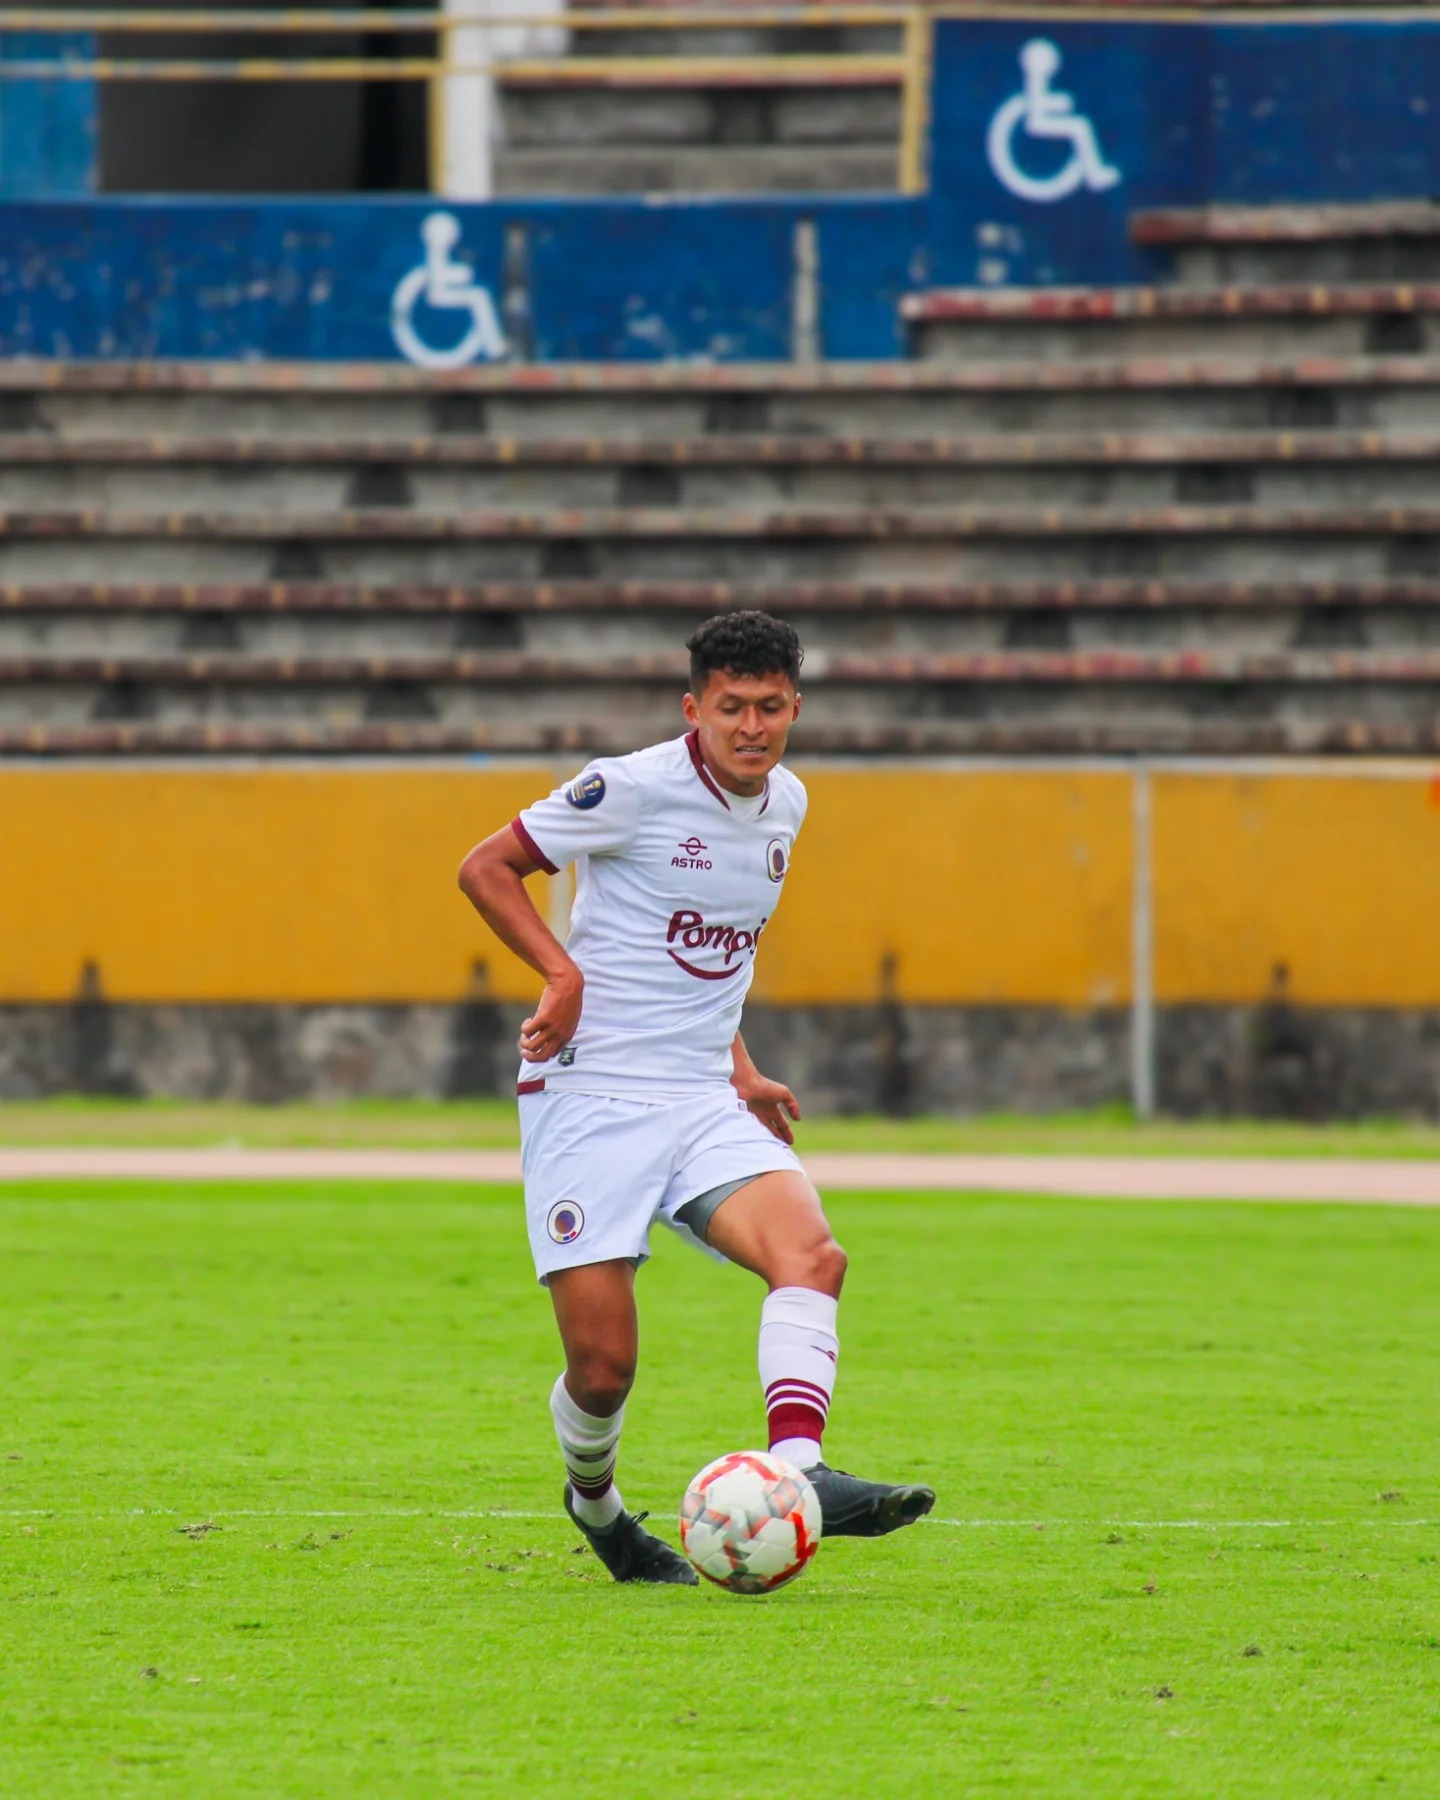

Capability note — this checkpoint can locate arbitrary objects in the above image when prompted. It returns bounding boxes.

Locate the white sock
[759,1285,839,1472]
[551,1373,626,1528]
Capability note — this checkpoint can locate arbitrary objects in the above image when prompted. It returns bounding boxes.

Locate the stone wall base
[4,998,1439,1118]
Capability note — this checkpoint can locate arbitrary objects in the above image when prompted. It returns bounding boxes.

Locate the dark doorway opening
[99,0,432,193]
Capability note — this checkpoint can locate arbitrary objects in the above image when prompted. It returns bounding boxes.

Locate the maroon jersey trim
[685,729,731,810]
[511,815,559,875]
[686,730,773,812]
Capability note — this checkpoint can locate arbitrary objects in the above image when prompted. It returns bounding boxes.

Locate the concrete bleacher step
[8,718,1437,758]
[903,284,1440,362]
[11,359,1440,440]
[495,143,896,195]
[4,505,1440,590]
[11,648,1440,687]
[9,575,1439,613]
[493,56,901,195]
[3,358,1435,756]
[1132,202,1440,286]
[7,429,1440,512]
[4,577,1432,659]
[8,650,1439,745]
[8,650,1438,751]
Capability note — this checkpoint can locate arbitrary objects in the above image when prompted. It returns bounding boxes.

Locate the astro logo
[673,836,713,870]
[666,909,766,981]
[547,1201,585,1245]
[567,772,606,810]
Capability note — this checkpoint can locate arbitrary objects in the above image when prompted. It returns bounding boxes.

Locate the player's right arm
[457,826,582,1064]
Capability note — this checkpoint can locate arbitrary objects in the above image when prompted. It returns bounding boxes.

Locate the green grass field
[3,1097,1440,1157]
[2,1180,1436,1798]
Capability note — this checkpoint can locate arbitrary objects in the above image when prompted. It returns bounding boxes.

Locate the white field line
[1,1146,1439,1204]
[1,1507,1432,1529]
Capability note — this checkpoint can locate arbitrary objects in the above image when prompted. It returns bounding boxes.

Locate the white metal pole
[1131,759,1155,1120]
[440,0,494,200]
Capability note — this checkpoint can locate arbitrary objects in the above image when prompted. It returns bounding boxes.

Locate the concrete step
[494,142,896,194]
[13,648,1440,686]
[5,503,1440,584]
[14,428,1440,465]
[562,24,901,58]
[7,676,1436,747]
[9,433,1440,508]
[9,501,1440,540]
[11,716,1438,757]
[6,575,1440,613]
[904,284,1440,362]
[3,578,1435,657]
[498,80,899,146]
[1132,202,1440,287]
[13,359,1440,440]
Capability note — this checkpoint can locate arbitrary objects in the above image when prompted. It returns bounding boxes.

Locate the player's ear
[681,690,700,726]
[791,690,802,721]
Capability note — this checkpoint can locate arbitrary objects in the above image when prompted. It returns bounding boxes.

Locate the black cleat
[803,1462,936,1538]
[564,1486,699,1585]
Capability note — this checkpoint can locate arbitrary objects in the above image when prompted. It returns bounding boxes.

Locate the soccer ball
[678,1450,822,1594]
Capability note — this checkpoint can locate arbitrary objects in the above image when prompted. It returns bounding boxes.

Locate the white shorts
[518,1086,803,1283]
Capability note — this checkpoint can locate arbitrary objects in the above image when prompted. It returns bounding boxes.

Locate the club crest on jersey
[566,772,606,810]
[547,1201,585,1245]
[766,838,788,883]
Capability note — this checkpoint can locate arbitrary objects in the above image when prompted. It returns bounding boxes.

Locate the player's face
[683,668,801,795]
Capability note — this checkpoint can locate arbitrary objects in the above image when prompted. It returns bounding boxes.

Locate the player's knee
[780,1232,846,1296]
[567,1349,635,1417]
[811,1235,848,1295]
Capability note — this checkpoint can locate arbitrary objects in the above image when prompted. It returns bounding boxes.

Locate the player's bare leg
[704,1170,936,1538]
[548,1259,697,1584]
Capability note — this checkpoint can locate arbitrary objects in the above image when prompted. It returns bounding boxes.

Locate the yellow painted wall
[1153,769,1440,1005]
[5,763,1439,1007]
[757,768,1132,1005]
[0,766,557,1003]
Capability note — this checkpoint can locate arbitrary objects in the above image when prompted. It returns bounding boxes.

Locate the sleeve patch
[566,772,606,811]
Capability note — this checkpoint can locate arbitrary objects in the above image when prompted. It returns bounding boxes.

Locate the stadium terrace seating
[1130,202,1440,285]
[493,18,904,194]
[5,200,1440,756]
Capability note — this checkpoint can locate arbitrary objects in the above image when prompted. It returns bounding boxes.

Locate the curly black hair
[686,610,803,692]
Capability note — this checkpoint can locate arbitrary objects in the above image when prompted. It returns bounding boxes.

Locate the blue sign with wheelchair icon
[928,17,1206,288]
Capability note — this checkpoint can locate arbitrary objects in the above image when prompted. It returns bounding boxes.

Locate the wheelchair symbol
[391,211,507,370]
[986,39,1121,205]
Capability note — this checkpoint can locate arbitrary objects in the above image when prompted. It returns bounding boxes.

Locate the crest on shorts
[566,772,606,810]
[765,838,788,883]
[547,1201,585,1245]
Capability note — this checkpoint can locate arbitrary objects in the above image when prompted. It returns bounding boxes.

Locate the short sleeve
[511,759,642,873]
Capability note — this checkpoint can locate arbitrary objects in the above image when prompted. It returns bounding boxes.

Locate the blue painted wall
[0,34,96,199]
[9,16,1440,359]
[1209,20,1440,202]
[928,19,1205,288]
[0,198,806,362]
[927,15,1440,285]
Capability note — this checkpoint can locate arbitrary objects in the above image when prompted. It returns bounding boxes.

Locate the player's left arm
[731,1031,801,1145]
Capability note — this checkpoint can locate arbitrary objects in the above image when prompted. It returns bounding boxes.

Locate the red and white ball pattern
[678,1450,822,1594]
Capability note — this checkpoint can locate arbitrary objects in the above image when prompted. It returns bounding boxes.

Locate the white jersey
[510,731,806,1098]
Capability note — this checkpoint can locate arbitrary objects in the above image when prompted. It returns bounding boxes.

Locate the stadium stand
[492,18,908,195]
[5,197,1440,759]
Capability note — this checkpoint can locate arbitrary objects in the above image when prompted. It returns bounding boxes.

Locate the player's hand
[519,969,583,1064]
[733,1070,801,1145]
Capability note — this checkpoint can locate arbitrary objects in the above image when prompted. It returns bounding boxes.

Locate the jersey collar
[685,729,771,814]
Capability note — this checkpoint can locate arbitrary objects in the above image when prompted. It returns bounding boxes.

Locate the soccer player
[458,611,935,1584]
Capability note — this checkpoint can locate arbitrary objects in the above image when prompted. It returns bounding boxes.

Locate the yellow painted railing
[0,5,934,194]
